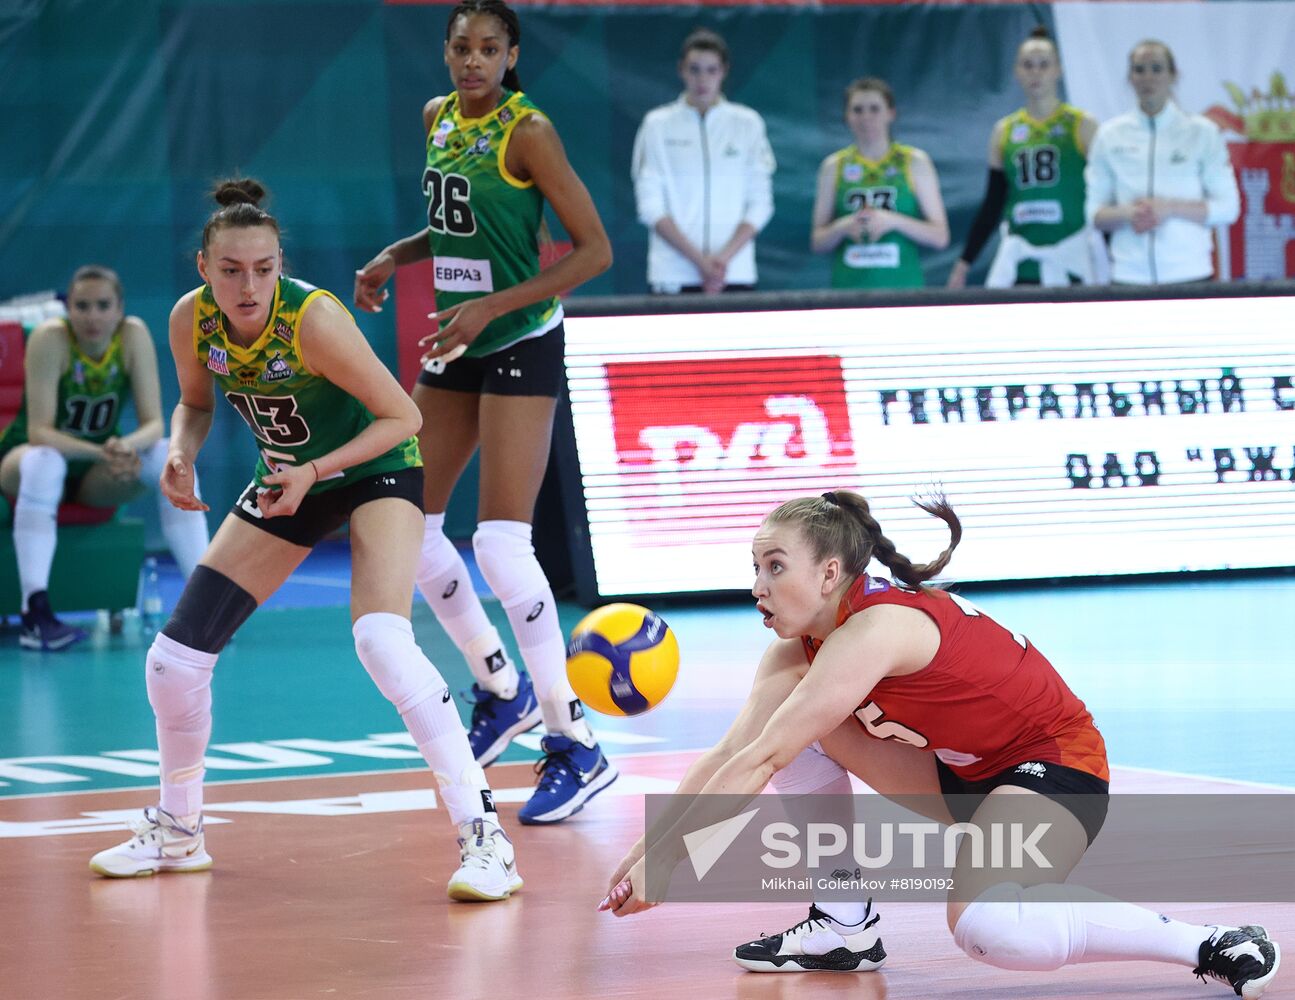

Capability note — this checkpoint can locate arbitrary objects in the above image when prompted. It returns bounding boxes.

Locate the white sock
[953,882,1208,971]
[769,746,862,926]
[146,633,217,819]
[351,611,497,830]
[817,900,873,928]
[504,590,591,743]
[403,692,497,829]
[474,519,592,744]
[14,446,66,608]
[416,513,519,696]
[143,440,210,579]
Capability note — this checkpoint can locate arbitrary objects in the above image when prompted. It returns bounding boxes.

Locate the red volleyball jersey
[802,575,1109,783]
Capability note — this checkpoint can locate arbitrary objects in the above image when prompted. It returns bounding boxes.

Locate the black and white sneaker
[733,903,886,973]
[1194,925,1280,998]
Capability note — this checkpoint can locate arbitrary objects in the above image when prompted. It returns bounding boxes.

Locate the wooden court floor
[2,755,1291,1000]
[2,573,1293,998]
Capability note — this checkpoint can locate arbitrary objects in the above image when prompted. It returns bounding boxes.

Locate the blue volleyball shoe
[464,670,542,767]
[518,734,618,825]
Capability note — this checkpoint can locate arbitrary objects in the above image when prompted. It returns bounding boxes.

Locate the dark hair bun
[1028,25,1053,41]
[212,178,268,208]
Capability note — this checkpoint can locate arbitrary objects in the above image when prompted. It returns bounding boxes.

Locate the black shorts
[937,758,1110,846]
[416,323,565,398]
[230,466,424,548]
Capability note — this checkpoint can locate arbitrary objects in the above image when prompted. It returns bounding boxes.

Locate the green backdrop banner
[2,0,1055,534]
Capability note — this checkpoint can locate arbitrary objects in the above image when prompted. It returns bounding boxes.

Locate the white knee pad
[953,883,1075,971]
[771,742,853,796]
[417,512,461,580]
[146,633,217,729]
[472,520,548,606]
[353,612,447,714]
[17,446,68,510]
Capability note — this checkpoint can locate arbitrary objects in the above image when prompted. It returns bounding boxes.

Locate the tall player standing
[354,0,616,825]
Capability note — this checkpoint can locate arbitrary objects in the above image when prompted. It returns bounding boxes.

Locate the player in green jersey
[811,78,949,290]
[0,265,209,651]
[948,28,1099,289]
[354,0,617,826]
[89,179,521,902]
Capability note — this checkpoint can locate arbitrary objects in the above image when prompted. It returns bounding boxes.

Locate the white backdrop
[1053,2,1295,130]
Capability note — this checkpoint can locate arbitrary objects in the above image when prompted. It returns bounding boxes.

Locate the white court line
[277,574,352,589]
[3,750,1291,801]
[0,746,712,802]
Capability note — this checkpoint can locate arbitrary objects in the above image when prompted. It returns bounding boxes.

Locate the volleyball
[566,603,679,717]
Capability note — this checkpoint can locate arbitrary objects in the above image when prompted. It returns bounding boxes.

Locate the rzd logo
[604,356,854,486]
[638,395,834,470]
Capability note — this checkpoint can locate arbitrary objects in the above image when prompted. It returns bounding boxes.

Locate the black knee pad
[161,565,258,654]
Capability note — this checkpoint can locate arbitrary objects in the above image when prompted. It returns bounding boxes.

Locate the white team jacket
[631,96,776,290]
[1085,102,1240,284]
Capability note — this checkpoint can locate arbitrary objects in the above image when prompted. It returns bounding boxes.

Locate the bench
[0,320,144,617]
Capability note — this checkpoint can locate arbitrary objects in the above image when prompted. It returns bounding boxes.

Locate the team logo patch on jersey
[72,361,85,386]
[432,118,455,149]
[1011,123,1031,143]
[206,346,230,376]
[272,319,293,344]
[261,351,293,382]
[863,575,891,595]
[843,163,863,182]
[467,136,491,156]
[236,367,259,388]
[497,106,514,125]
[1049,124,1066,138]
[199,315,219,335]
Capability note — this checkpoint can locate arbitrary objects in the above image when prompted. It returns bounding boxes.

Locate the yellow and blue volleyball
[566,603,679,717]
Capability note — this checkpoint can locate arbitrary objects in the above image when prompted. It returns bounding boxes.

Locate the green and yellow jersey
[830,143,925,289]
[0,320,131,455]
[192,276,420,494]
[1000,104,1088,247]
[423,89,562,357]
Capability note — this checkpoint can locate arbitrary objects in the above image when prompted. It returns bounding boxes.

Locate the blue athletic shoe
[518,734,618,825]
[464,671,542,767]
[19,591,88,652]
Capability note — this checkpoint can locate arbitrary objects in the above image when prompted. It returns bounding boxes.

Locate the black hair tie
[821,491,839,506]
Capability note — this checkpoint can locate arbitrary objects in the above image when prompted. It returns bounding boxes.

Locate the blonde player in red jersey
[602,490,1279,998]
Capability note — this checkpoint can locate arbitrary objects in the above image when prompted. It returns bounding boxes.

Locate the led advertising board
[564,296,1295,597]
